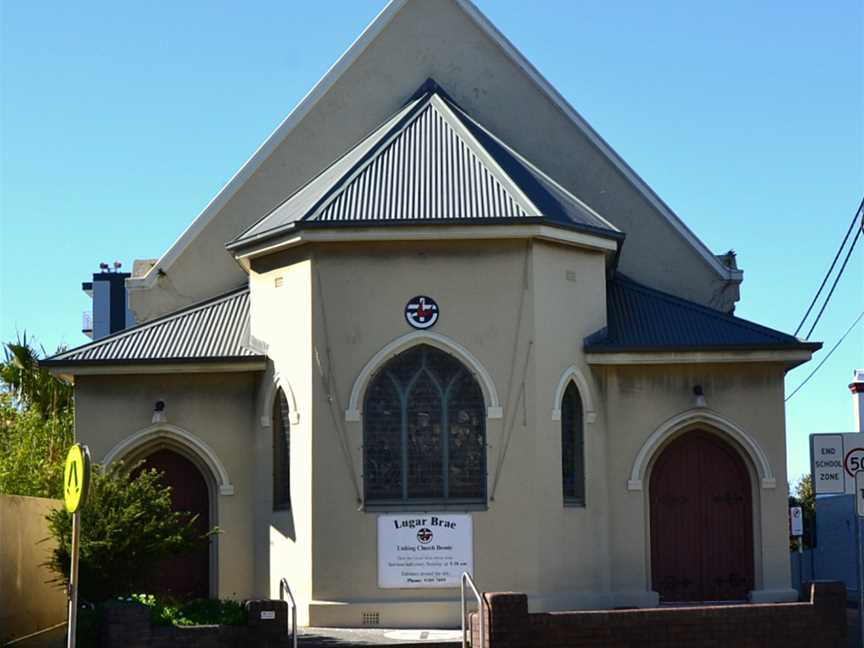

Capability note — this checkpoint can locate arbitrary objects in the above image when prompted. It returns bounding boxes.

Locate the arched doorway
[135,449,211,598]
[649,430,754,602]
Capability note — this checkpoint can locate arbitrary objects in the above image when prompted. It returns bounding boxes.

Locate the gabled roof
[585,275,822,353]
[227,82,621,251]
[130,0,740,291]
[42,288,262,368]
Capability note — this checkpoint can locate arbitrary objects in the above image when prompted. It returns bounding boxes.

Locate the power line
[794,195,864,337]
[786,309,864,402]
[805,222,863,340]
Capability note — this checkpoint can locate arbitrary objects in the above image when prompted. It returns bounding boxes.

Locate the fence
[0,495,67,643]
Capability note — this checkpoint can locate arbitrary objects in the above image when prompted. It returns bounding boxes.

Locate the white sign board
[810,433,864,495]
[377,513,473,589]
[857,471,864,518]
[790,506,803,537]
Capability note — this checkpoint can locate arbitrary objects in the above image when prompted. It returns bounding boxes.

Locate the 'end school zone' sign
[811,434,864,495]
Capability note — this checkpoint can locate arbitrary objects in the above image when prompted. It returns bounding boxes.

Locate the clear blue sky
[1,1,861,484]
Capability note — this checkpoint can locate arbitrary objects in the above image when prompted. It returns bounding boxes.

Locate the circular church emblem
[417,528,434,544]
[405,296,439,330]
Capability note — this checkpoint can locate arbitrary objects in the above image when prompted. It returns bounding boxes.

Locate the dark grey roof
[42,288,262,367]
[585,275,822,353]
[228,80,622,251]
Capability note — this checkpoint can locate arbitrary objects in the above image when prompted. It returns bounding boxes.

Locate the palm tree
[1,332,72,418]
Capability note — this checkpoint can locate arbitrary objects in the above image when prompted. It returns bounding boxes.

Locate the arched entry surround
[637,413,767,596]
[102,424,232,598]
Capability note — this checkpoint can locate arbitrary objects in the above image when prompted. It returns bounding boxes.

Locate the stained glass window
[273,388,291,511]
[363,345,486,505]
[561,381,585,505]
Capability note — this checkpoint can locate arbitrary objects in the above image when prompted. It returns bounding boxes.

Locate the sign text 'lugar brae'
[392,516,457,530]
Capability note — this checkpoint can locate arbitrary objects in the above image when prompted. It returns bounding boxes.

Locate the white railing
[279,577,298,648]
[461,572,485,648]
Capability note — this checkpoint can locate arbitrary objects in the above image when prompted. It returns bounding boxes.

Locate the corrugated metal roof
[228,80,621,250]
[317,98,531,222]
[43,288,260,365]
[585,275,822,353]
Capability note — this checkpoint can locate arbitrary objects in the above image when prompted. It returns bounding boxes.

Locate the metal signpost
[63,444,91,648]
[857,471,864,648]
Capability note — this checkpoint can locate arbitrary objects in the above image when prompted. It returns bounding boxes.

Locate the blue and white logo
[405,296,439,330]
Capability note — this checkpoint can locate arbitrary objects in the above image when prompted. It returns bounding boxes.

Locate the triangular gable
[127,0,742,322]
[229,84,620,251]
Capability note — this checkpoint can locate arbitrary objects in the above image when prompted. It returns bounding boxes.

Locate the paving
[298,628,460,647]
[3,625,66,648]
[850,606,861,648]
[4,624,461,648]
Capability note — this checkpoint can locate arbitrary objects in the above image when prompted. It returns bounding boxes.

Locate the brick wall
[101,599,289,648]
[470,581,846,648]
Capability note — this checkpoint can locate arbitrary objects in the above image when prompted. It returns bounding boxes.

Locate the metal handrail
[279,577,298,648]
[461,572,484,648]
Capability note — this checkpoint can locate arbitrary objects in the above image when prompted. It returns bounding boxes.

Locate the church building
[44,0,821,628]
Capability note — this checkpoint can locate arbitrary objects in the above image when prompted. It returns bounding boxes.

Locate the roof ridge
[228,94,427,246]
[443,98,620,233]
[612,273,801,343]
[302,92,438,223]
[45,285,250,362]
[428,94,541,217]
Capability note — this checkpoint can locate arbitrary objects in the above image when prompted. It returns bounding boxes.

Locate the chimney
[851,369,864,433]
[82,262,134,340]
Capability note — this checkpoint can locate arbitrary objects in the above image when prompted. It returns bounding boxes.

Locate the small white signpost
[377,513,473,589]
[789,506,803,539]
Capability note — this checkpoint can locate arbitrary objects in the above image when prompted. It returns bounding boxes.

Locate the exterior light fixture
[152,400,167,424]
[693,385,706,408]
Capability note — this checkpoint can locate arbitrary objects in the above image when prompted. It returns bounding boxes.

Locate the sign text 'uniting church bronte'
[378,513,473,589]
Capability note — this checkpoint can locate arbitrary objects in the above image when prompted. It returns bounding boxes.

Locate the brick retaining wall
[101,599,289,648]
[470,581,846,648]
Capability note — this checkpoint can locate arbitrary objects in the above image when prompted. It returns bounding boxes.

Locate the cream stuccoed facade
[46,0,820,629]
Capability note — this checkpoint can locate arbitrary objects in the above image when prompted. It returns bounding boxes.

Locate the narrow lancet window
[561,381,585,506]
[273,388,291,511]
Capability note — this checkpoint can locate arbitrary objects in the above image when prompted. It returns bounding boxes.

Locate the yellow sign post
[63,444,90,648]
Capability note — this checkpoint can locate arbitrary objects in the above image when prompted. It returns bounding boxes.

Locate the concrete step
[299,628,460,647]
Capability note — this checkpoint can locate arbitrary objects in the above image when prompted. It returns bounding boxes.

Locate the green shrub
[46,462,213,602]
[130,594,246,626]
[0,335,74,498]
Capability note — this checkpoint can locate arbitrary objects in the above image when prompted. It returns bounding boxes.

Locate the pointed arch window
[273,388,291,511]
[363,344,486,507]
[561,381,585,506]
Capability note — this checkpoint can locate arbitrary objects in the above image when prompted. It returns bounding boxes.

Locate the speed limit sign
[847,447,864,479]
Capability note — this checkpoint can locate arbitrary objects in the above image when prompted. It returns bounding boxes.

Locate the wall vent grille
[361,611,381,626]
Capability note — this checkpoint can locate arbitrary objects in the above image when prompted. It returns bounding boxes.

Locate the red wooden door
[649,431,754,602]
[135,449,211,599]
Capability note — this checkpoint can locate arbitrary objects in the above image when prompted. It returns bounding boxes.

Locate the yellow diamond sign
[63,444,91,513]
